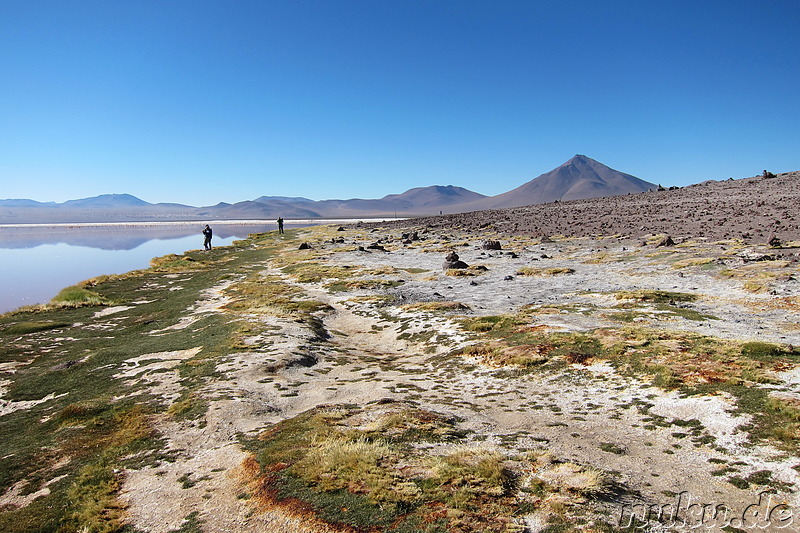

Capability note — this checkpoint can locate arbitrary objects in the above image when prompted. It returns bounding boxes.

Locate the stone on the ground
[442,251,469,270]
[655,235,675,247]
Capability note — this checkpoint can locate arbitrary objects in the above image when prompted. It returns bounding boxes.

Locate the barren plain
[1,172,799,533]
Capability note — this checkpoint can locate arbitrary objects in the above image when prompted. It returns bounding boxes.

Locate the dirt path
[115,227,800,532]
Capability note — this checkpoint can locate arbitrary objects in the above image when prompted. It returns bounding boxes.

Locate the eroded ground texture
[2,213,800,532]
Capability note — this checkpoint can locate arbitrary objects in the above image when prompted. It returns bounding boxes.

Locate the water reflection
[0,223,273,250]
[0,222,286,313]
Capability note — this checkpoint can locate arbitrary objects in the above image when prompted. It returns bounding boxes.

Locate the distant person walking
[277,217,284,234]
[202,224,213,250]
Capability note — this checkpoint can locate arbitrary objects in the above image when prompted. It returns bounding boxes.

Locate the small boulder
[481,240,502,250]
[299,242,311,250]
[443,251,468,270]
[768,234,782,248]
[655,235,675,247]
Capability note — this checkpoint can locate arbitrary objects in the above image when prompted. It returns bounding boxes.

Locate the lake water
[0,220,323,314]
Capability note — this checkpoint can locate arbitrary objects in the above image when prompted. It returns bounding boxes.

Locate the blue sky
[1,1,798,206]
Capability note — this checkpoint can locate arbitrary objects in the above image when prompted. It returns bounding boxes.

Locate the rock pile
[442,251,469,270]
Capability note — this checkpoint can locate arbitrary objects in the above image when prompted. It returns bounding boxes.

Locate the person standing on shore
[202,224,213,250]
[277,217,284,234]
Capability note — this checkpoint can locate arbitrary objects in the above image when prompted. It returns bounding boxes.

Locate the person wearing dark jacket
[202,224,213,250]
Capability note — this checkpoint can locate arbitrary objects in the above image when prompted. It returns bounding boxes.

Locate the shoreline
[0,217,407,229]
[2,224,798,531]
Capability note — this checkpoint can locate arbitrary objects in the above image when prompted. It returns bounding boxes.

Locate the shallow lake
[0,221,307,313]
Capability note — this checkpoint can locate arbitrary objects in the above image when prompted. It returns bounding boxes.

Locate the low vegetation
[458,306,800,451]
[2,224,798,532]
[243,401,616,533]
[613,290,697,303]
[0,232,280,532]
[401,301,471,313]
[516,267,575,277]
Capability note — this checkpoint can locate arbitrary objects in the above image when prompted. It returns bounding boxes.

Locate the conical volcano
[465,155,656,210]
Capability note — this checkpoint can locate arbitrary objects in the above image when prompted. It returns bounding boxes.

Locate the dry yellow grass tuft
[445,265,489,277]
[671,257,716,269]
[401,301,471,312]
[516,267,575,277]
[461,342,551,367]
[534,462,610,496]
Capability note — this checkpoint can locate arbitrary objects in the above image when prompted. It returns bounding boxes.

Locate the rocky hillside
[382,170,800,247]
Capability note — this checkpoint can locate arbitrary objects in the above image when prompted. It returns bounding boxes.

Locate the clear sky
[1,1,798,206]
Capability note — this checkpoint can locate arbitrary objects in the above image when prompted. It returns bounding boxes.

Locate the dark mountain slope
[458,155,656,210]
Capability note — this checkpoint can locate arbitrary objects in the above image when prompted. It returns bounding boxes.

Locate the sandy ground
[110,225,800,532]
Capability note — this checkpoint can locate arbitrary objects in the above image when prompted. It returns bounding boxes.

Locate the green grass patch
[0,233,283,530]
[1,321,72,335]
[168,394,209,421]
[599,442,626,455]
[51,285,112,307]
[740,341,794,360]
[242,401,564,532]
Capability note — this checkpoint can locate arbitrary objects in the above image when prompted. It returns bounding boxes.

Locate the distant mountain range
[0,155,657,223]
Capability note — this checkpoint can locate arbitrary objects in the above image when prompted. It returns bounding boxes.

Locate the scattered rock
[655,235,675,247]
[298,242,311,250]
[52,360,79,371]
[768,234,782,248]
[737,251,777,262]
[367,243,387,252]
[442,251,469,270]
[481,240,502,250]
